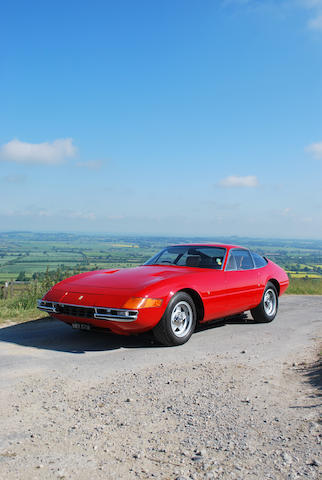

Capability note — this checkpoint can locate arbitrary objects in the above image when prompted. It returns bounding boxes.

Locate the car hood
[57,265,197,292]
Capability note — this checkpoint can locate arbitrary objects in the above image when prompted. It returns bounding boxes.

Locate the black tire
[153,292,196,346]
[251,281,278,323]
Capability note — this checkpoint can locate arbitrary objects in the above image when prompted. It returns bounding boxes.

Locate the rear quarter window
[225,249,254,271]
[252,252,268,268]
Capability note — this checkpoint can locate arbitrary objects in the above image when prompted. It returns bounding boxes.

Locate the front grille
[56,304,95,318]
[37,300,138,322]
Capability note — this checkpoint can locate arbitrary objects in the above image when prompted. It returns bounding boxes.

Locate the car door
[201,268,231,321]
[222,249,262,315]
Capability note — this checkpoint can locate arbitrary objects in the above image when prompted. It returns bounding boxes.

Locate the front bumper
[37,299,138,322]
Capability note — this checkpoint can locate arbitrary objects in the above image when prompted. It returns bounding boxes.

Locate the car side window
[226,249,254,271]
[251,252,268,268]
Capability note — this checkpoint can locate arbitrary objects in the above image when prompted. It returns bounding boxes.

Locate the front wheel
[251,282,278,323]
[153,292,196,346]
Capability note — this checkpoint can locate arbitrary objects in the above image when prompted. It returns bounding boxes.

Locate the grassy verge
[0,303,42,324]
[286,277,322,295]
[0,279,50,325]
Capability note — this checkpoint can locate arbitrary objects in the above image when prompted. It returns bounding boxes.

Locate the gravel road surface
[0,295,321,479]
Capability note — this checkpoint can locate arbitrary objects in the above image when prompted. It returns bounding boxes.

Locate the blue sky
[0,0,321,238]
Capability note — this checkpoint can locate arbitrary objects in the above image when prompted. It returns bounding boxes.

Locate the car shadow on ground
[196,313,255,333]
[0,317,156,353]
[0,313,255,354]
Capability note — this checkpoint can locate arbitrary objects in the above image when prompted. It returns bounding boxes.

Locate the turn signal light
[123,297,163,309]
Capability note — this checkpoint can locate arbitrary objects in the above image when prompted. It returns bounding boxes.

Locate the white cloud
[66,210,96,220]
[2,207,96,221]
[296,0,322,29]
[300,0,322,8]
[3,208,52,217]
[219,175,259,188]
[76,160,102,170]
[222,0,322,30]
[305,141,322,159]
[308,13,322,28]
[0,138,77,165]
[282,207,292,216]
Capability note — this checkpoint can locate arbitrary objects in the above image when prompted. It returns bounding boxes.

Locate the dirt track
[0,295,321,479]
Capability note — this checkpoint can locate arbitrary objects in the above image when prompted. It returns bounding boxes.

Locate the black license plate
[72,322,91,331]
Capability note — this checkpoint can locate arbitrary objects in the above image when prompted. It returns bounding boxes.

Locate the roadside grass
[0,302,42,324]
[287,277,322,295]
[0,277,52,325]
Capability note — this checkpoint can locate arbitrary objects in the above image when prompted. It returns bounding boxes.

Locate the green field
[0,232,160,283]
[0,231,321,283]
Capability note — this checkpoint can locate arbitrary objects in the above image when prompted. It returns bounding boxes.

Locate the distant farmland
[0,231,321,287]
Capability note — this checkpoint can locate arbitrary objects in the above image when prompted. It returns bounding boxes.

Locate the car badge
[78,295,84,300]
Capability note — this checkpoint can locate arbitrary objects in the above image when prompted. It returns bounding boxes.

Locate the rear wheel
[251,282,278,323]
[153,292,196,346]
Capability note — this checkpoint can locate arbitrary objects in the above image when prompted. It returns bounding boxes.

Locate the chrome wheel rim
[263,289,276,316]
[170,301,193,338]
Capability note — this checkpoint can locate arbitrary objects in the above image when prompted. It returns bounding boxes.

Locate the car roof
[170,243,246,250]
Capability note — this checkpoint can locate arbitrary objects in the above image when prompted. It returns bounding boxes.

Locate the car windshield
[144,246,226,270]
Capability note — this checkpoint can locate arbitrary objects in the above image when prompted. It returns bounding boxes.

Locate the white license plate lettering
[72,323,90,330]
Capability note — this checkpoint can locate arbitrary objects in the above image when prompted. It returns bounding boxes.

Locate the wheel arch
[177,288,204,323]
[267,278,280,296]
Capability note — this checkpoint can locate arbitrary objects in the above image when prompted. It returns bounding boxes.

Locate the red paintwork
[43,244,289,335]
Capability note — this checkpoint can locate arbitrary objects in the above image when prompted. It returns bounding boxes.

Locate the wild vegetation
[0,232,321,323]
[0,267,72,322]
[286,277,322,295]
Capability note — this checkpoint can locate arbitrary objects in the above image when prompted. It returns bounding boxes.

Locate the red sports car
[38,244,289,346]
